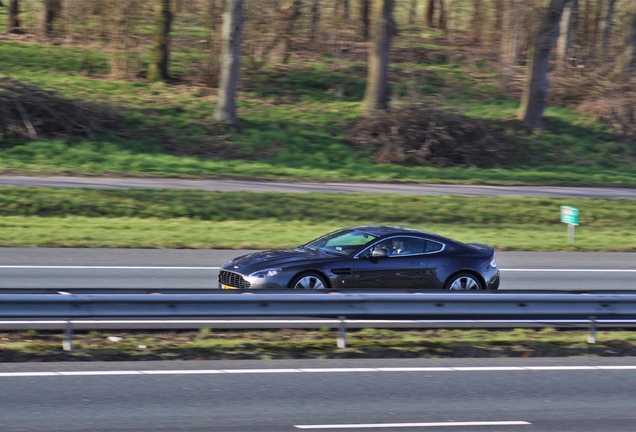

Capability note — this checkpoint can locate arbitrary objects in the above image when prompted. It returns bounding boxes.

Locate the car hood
[223,247,337,271]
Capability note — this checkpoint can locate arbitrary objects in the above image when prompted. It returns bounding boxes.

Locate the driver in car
[390,239,409,255]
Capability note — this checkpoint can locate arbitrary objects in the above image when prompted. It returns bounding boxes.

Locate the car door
[352,236,429,289]
[419,239,449,289]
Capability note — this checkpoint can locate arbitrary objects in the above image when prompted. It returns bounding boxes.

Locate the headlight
[490,259,497,268]
[249,268,283,278]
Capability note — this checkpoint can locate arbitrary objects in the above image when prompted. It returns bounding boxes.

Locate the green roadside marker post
[560,206,579,243]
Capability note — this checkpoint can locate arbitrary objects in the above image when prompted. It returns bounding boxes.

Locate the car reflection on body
[219,226,500,291]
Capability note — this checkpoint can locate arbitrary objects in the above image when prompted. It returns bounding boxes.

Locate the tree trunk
[359,0,370,40]
[615,2,636,77]
[494,0,504,36]
[471,0,482,44]
[334,0,340,17]
[581,0,592,48]
[599,0,617,55]
[438,0,446,30]
[8,0,20,33]
[556,0,577,67]
[499,0,525,93]
[361,0,395,113]
[408,0,417,26]
[518,0,569,129]
[422,0,434,28]
[276,0,302,64]
[215,0,244,125]
[40,0,61,38]
[148,0,173,82]
[588,0,603,59]
[343,0,349,21]
[310,0,320,43]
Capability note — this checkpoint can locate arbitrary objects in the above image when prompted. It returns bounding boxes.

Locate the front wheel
[444,272,483,290]
[290,272,328,290]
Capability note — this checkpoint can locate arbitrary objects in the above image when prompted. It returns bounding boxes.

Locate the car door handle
[409,262,423,266]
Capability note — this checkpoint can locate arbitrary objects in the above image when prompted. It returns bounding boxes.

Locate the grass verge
[2,328,635,362]
[0,188,634,250]
[1,217,635,251]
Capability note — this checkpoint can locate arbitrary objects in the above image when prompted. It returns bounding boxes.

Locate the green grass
[1,37,635,186]
[2,187,636,226]
[1,217,633,250]
[0,189,634,250]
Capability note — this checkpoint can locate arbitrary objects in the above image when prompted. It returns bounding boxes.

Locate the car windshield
[304,229,378,256]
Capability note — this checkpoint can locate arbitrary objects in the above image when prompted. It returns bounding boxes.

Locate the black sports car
[219,226,500,291]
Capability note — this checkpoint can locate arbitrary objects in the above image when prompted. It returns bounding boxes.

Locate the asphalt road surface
[1,358,635,432]
[0,248,634,290]
[1,175,636,197]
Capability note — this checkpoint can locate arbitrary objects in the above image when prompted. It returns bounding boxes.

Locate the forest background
[0,0,635,251]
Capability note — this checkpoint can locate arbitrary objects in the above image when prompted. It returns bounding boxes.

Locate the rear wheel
[444,272,483,290]
[291,272,328,290]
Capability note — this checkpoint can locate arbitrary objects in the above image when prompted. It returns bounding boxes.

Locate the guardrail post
[63,320,73,351]
[587,316,597,344]
[337,316,347,349]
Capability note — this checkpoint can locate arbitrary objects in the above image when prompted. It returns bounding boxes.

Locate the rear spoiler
[466,243,494,255]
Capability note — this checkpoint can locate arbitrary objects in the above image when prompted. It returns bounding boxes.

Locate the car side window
[425,240,443,252]
[371,237,428,256]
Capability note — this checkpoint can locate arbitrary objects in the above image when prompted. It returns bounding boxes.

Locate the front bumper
[218,269,288,289]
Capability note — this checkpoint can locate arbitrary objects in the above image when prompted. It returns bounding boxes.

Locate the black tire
[290,272,329,290]
[444,272,484,290]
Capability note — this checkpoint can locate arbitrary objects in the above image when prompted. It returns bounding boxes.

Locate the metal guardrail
[1,292,635,319]
[1,292,635,350]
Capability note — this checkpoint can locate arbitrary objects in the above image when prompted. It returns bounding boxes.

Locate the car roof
[350,225,447,240]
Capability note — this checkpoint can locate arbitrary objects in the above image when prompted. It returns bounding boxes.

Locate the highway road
[1,358,635,432]
[2,175,636,197]
[0,248,634,290]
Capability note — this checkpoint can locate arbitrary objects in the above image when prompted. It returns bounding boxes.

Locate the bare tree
[494,0,504,36]
[359,0,370,40]
[215,0,244,125]
[471,0,483,44]
[588,0,603,59]
[615,1,636,77]
[147,0,173,81]
[40,0,61,38]
[499,0,527,93]
[334,0,349,22]
[408,0,417,25]
[361,0,395,113]
[599,0,618,55]
[422,0,434,28]
[274,0,302,64]
[108,0,145,79]
[8,0,20,33]
[438,0,446,30]
[518,0,570,129]
[310,0,320,43]
[556,0,577,68]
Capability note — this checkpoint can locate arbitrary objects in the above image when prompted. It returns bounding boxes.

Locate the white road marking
[0,365,635,378]
[294,421,531,429]
[0,265,219,270]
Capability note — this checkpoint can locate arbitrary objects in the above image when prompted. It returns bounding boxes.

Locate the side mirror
[372,247,388,258]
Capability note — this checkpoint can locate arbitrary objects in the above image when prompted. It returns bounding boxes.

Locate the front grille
[219,270,251,289]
